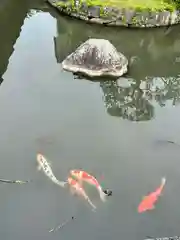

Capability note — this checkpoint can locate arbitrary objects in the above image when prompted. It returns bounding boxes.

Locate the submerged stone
[62,38,128,78]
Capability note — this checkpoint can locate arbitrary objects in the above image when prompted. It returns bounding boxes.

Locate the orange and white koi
[70,170,107,202]
[68,177,96,210]
[138,177,166,213]
[37,153,67,188]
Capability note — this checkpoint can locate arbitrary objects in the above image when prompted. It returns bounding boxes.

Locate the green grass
[87,0,176,11]
[55,0,176,11]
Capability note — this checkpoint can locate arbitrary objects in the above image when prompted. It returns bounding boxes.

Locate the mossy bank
[47,0,180,27]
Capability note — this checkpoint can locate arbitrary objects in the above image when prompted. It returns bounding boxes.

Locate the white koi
[36,153,67,188]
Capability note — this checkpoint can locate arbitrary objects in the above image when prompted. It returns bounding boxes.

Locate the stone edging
[47,0,180,27]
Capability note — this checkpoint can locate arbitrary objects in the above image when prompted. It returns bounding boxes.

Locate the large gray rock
[62,38,128,78]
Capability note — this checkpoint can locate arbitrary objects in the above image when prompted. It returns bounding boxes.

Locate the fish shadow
[153,140,180,149]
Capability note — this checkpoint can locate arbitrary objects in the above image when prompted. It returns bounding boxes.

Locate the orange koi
[68,177,96,210]
[138,177,166,213]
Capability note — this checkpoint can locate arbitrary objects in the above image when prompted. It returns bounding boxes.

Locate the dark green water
[1,1,180,239]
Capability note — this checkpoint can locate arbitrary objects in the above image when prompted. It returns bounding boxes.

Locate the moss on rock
[48,0,180,27]
[53,0,175,11]
[84,0,175,11]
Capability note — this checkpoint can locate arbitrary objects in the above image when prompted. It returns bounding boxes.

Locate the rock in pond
[62,39,128,78]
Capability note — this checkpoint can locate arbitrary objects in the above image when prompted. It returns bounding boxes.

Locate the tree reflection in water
[100,75,180,121]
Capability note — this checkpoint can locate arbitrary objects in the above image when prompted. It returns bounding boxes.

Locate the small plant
[171,0,180,9]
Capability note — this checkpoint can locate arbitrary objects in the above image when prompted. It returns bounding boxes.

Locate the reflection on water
[1,2,180,240]
[100,79,154,121]
[0,0,47,85]
[53,16,180,121]
[100,75,180,121]
[54,16,180,78]
[0,0,28,84]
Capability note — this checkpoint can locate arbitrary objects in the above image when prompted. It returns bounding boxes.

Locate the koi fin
[37,165,42,171]
[70,187,77,196]
[77,179,83,187]
[92,208,96,212]
[84,193,97,210]
[48,161,52,166]
[56,180,67,188]
[149,205,155,210]
[87,198,97,210]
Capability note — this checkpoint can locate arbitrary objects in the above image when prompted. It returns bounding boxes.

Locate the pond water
[1,1,180,240]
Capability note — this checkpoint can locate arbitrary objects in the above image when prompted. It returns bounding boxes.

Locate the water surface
[1,1,180,240]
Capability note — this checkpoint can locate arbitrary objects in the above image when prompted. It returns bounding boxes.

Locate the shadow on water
[72,72,123,82]
[0,0,28,84]
[0,0,47,84]
[53,15,180,121]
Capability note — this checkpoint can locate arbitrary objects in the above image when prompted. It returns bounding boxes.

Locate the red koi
[138,177,166,213]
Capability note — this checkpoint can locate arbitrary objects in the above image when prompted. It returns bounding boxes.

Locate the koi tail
[82,189,97,211]
[158,177,166,195]
[57,181,68,188]
[37,165,42,171]
[87,197,97,211]
[161,177,166,188]
[99,187,107,202]
[53,179,68,188]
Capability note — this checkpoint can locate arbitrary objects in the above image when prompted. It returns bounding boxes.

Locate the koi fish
[36,153,67,188]
[138,177,166,213]
[49,216,75,233]
[70,170,107,202]
[0,178,30,184]
[145,236,180,240]
[68,177,96,211]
